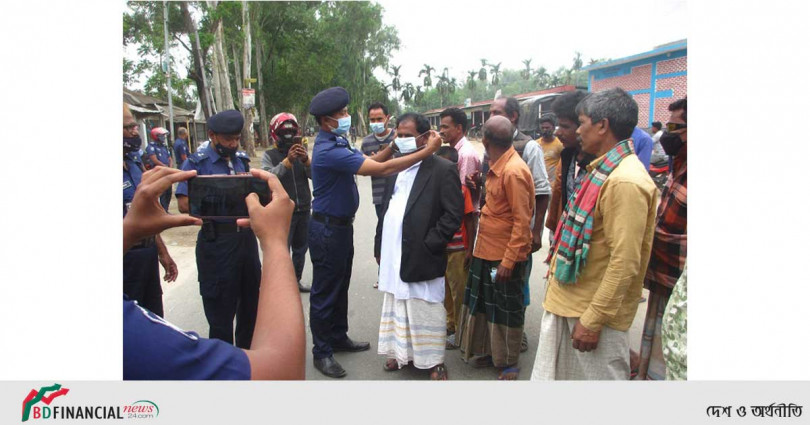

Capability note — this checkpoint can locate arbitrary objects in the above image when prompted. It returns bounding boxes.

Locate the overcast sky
[373,0,687,88]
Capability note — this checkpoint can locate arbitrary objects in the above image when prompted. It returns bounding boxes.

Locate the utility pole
[163,1,175,143]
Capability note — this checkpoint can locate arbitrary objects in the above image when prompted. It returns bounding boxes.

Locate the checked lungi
[456,257,527,368]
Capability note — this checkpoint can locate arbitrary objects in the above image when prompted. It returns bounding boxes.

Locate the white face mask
[394,131,428,154]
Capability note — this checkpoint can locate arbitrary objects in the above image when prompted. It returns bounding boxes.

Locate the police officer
[262,112,312,293]
[123,103,178,317]
[307,87,443,378]
[175,110,261,349]
[146,127,174,212]
[173,127,191,166]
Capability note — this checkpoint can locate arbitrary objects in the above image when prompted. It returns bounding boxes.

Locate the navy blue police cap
[208,110,244,134]
[309,87,350,116]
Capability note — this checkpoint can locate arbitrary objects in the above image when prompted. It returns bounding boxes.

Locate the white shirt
[378,161,445,303]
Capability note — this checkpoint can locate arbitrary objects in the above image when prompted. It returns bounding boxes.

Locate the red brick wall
[633,93,650,126]
[591,64,652,93]
[656,56,687,75]
[653,74,687,123]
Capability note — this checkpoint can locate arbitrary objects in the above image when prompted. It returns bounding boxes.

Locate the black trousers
[196,228,261,348]
[288,210,310,282]
[123,245,163,317]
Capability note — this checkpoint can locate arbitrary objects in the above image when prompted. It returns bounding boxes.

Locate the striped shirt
[361,130,396,205]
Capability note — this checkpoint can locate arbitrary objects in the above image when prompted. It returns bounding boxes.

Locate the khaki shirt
[543,153,658,332]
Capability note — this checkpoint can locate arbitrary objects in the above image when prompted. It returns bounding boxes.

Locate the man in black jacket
[373,113,463,380]
[261,112,312,293]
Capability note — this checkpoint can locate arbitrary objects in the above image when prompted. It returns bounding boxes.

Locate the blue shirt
[123,152,143,218]
[123,297,250,380]
[175,145,251,197]
[632,127,653,170]
[311,130,366,217]
[146,142,172,167]
[173,138,190,165]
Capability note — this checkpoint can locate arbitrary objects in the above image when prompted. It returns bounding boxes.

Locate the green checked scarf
[547,138,635,284]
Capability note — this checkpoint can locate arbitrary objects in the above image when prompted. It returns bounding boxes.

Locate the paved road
[159,142,648,380]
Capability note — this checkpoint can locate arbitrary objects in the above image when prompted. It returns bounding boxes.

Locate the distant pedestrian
[146,127,173,212]
[174,127,190,166]
[537,114,564,187]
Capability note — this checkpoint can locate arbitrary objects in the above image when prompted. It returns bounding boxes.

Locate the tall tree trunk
[215,20,234,110]
[179,1,212,119]
[241,1,256,158]
[255,39,269,148]
[231,42,243,107]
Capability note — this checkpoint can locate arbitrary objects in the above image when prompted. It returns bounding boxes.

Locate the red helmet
[269,112,299,142]
[150,127,169,141]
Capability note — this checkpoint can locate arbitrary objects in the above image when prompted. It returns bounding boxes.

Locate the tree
[400,83,415,103]
[489,62,502,86]
[533,66,549,88]
[521,58,533,80]
[478,59,488,82]
[418,64,435,89]
[466,70,477,98]
[572,51,583,71]
[388,64,402,108]
[240,1,256,158]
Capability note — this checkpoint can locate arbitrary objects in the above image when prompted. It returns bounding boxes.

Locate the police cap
[309,87,350,116]
[208,110,244,134]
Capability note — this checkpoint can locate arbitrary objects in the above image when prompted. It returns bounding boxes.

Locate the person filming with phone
[124,166,306,380]
[175,110,262,349]
[261,112,312,293]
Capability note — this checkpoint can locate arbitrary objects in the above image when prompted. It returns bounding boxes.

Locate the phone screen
[187,175,271,219]
[292,136,303,145]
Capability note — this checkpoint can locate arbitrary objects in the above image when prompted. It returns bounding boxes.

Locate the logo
[22,384,69,422]
[21,384,158,421]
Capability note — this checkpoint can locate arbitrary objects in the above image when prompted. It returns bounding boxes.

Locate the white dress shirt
[378,161,445,303]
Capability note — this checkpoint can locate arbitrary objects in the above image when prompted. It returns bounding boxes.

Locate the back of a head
[396,112,430,134]
[574,88,638,141]
[436,145,459,163]
[484,115,514,148]
[439,107,469,132]
[551,90,588,124]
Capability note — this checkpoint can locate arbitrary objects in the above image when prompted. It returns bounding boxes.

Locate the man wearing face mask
[637,97,687,380]
[261,112,312,293]
[123,103,178,317]
[147,127,174,212]
[307,87,442,378]
[175,110,262,349]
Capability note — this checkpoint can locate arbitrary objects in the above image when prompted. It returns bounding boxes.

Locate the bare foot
[383,358,399,372]
[497,367,520,380]
[430,364,448,380]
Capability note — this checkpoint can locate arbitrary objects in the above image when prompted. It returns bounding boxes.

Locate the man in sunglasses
[637,97,687,380]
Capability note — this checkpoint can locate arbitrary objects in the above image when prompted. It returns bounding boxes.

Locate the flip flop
[430,364,448,380]
[383,359,399,372]
[498,367,520,380]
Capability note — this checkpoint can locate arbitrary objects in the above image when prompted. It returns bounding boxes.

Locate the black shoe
[313,356,346,378]
[332,337,370,353]
[298,281,311,293]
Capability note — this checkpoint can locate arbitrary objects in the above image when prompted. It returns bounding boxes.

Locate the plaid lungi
[456,256,526,368]
[637,289,668,380]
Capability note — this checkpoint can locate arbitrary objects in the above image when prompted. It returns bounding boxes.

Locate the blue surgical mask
[328,115,351,135]
[370,122,385,134]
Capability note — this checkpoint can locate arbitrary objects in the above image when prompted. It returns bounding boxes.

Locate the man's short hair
[177,127,188,136]
[436,146,459,163]
[367,102,388,116]
[484,122,514,148]
[439,107,468,132]
[551,90,588,124]
[575,88,639,141]
[651,121,662,131]
[498,96,521,120]
[396,112,430,134]
[539,113,557,126]
[668,98,687,123]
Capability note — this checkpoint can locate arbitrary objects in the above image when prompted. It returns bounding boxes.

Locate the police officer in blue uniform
[176,110,261,349]
[307,87,443,377]
[146,127,174,212]
[123,104,178,317]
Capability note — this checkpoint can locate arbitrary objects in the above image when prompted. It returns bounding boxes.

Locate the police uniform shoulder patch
[335,140,349,148]
[188,150,208,164]
[235,151,249,158]
[123,180,132,190]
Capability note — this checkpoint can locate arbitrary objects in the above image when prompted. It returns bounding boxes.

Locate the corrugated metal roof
[423,85,576,115]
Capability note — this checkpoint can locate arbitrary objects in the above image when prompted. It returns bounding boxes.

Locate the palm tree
[521,58,533,80]
[466,70,477,96]
[572,51,583,71]
[389,64,402,102]
[414,85,424,106]
[418,64,435,89]
[489,62,502,86]
[533,66,549,88]
[400,82,415,103]
[478,59,488,82]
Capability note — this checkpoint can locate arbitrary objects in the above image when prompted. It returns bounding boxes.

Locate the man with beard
[123,103,178,317]
[262,112,313,293]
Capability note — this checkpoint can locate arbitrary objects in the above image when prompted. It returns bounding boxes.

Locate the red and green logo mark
[21,383,69,422]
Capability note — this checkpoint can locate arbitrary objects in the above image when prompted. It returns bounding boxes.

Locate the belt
[311,212,354,226]
[130,236,156,249]
[210,221,244,233]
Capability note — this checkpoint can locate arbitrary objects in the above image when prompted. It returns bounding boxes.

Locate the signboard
[242,88,255,108]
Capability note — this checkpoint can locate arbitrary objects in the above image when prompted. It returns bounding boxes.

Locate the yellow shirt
[543,153,658,332]
[539,137,564,185]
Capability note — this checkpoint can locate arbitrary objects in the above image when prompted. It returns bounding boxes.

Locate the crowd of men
[122,84,687,381]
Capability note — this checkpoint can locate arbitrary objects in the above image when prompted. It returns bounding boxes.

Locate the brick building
[584,39,686,128]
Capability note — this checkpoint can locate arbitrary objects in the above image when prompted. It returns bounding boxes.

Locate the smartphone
[292,136,303,145]
[187,175,271,219]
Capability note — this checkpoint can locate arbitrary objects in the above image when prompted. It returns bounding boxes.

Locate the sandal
[520,332,528,352]
[430,364,448,380]
[497,366,520,380]
[383,358,399,372]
